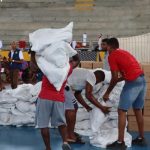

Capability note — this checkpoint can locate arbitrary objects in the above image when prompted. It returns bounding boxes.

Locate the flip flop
[68,137,85,144]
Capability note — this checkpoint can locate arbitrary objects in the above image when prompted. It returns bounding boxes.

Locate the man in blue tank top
[8,41,24,89]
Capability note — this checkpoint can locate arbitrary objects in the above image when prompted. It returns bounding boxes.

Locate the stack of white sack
[0,82,42,126]
[29,22,77,91]
[75,81,132,148]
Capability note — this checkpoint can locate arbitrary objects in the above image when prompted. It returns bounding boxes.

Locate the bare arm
[74,91,92,112]
[86,82,110,114]
[103,71,123,101]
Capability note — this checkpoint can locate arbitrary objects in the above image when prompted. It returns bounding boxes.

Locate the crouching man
[67,68,112,114]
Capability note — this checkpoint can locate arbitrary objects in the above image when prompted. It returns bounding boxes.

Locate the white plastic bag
[29,22,73,52]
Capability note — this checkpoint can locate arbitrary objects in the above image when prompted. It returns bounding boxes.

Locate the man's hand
[86,106,92,112]
[101,106,111,114]
[103,93,110,102]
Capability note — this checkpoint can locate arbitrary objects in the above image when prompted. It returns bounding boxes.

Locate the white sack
[30,82,41,96]
[12,84,33,101]
[0,91,18,104]
[29,22,77,91]
[90,128,132,148]
[75,120,91,130]
[29,104,36,112]
[90,107,108,133]
[0,107,10,113]
[11,107,25,116]
[10,115,34,126]
[16,101,31,113]
[29,22,73,52]
[0,113,11,123]
[76,109,90,122]
[29,96,38,103]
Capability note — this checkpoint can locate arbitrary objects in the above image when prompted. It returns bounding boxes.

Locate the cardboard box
[80,61,93,69]
[145,100,150,107]
[128,116,150,131]
[147,82,150,90]
[145,74,150,82]
[128,122,150,131]
[145,90,150,100]
[92,62,103,69]
[127,109,135,116]
[142,64,150,73]
[144,108,150,116]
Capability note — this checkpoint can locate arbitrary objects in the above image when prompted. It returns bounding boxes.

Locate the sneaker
[132,137,147,146]
[106,141,127,150]
[62,143,71,150]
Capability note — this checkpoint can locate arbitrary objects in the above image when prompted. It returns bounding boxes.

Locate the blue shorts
[119,75,146,111]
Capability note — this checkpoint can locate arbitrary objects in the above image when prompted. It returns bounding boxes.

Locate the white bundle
[0,113,11,124]
[0,91,18,104]
[0,103,15,109]
[29,96,38,103]
[30,82,42,96]
[29,22,77,91]
[75,120,91,130]
[10,115,34,126]
[12,84,33,101]
[76,109,90,122]
[16,101,31,113]
[90,128,132,148]
[0,107,11,113]
[90,107,108,133]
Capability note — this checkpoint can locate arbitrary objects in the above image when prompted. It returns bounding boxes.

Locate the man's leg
[10,69,14,89]
[35,98,52,150]
[65,109,77,140]
[133,109,144,138]
[41,128,51,150]
[58,125,68,143]
[13,69,19,89]
[52,101,71,150]
[118,109,127,142]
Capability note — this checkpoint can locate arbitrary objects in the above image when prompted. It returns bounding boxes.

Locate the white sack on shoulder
[29,22,73,52]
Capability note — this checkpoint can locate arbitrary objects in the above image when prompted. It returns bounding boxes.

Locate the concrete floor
[0,126,150,150]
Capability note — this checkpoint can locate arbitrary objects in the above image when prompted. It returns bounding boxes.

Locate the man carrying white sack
[67,68,112,114]
[29,22,80,150]
[32,52,80,150]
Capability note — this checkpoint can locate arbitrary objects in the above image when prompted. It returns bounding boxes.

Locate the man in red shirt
[103,38,147,149]
[35,54,80,150]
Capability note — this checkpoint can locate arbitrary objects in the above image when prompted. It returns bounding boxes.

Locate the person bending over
[103,38,147,150]
[68,68,111,114]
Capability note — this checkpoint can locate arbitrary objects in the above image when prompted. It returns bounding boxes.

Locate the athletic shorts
[64,86,78,110]
[35,98,66,128]
[119,74,146,111]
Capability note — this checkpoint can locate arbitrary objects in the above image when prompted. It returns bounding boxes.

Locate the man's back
[108,49,143,81]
